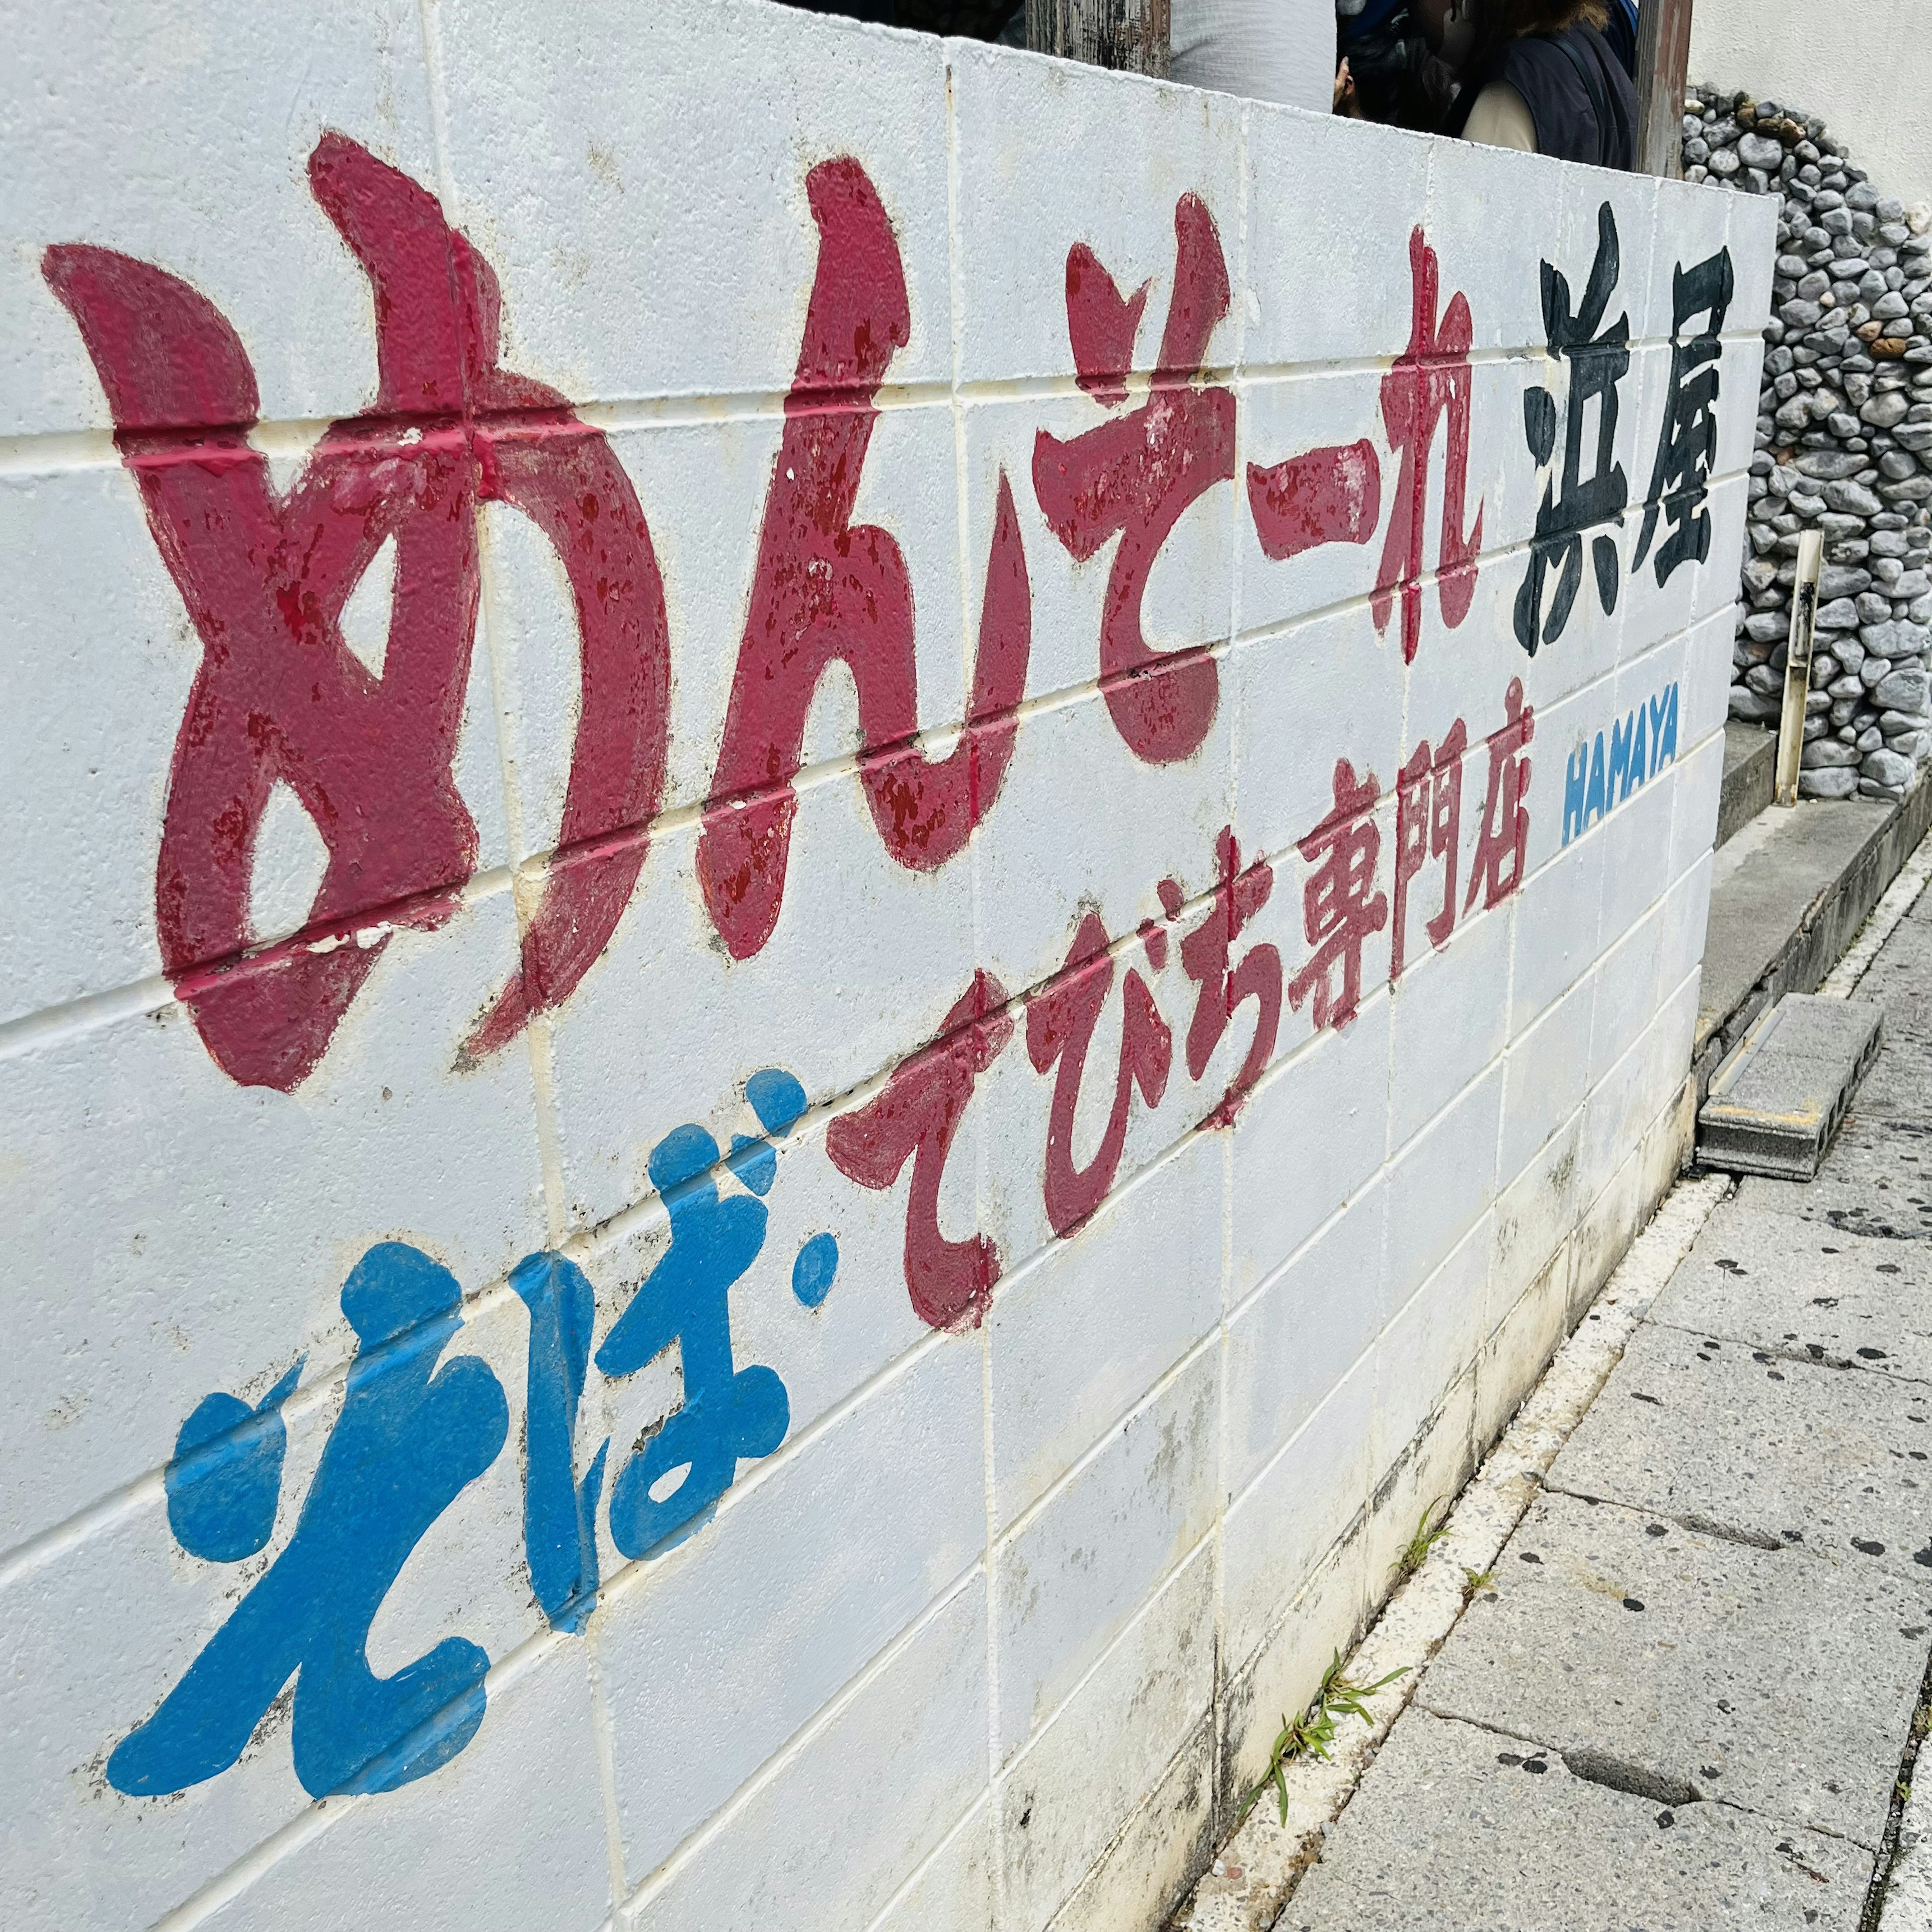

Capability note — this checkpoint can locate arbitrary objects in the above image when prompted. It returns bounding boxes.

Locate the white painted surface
[1691,0,1932,208]
[1171,0,1335,113]
[0,2,1772,1927]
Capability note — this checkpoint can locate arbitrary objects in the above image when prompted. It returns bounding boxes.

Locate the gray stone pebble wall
[1685,87,1932,800]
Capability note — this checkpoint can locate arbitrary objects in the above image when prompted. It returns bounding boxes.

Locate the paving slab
[1854,1054,1932,1123]
[1651,1196,1932,1381]
[1832,928,1932,1107]
[1736,1115,1932,1242]
[1855,982,1932,1050]
[1547,1321,1932,1585]
[1859,912,1932,989]
[1417,1491,1930,1848]
[1281,1708,1870,1932]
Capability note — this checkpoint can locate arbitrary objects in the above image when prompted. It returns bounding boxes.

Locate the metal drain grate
[1697,994,1885,1181]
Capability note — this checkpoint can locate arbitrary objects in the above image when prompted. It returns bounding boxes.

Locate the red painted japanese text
[1467,677,1535,913]
[698,159,1031,961]
[1287,760,1390,1032]
[1026,915,1175,1237]
[1392,720,1467,981]
[1373,227,1484,665]
[827,971,1014,1331]
[45,134,669,1090]
[1033,195,1235,765]
[1161,829,1281,1128]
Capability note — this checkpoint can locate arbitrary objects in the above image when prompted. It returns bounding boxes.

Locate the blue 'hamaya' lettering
[110,1071,840,1801]
[1563,680,1678,846]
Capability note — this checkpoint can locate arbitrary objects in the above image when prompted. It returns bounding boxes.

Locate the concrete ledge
[1697,994,1884,1179]
[1718,721,1776,849]
[1693,763,1932,1099]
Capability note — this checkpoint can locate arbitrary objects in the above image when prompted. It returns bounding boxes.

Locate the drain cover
[1698,994,1884,1180]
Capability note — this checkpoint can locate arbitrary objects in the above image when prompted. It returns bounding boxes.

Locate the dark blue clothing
[1449,23,1638,170]
[1339,0,1411,43]
[1603,0,1640,78]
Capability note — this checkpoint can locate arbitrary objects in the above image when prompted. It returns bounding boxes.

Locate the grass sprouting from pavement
[1462,1565,1497,1601]
[1238,1651,1409,1828]
[1393,1501,1450,1581]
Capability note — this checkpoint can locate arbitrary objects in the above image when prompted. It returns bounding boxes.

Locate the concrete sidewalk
[1281,887,1932,1928]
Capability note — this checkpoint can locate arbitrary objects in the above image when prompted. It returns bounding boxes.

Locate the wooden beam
[1025,0,1170,76]
[1634,0,1694,179]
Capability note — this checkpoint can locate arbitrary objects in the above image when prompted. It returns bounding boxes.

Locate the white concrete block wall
[0,2,1774,1927]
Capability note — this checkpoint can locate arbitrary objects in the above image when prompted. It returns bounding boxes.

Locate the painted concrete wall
[0,3,1770,1928]
[1691,0,1932,208]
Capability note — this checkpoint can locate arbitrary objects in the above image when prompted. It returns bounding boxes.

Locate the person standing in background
[1335,0,1637,156]
[1601,0,1638,78]
[1332,0,1462,128]
[1437,0,1636,165]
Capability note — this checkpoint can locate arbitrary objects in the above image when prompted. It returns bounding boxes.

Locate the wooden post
[1025,0,1169,76]
[1634,0,1694,179]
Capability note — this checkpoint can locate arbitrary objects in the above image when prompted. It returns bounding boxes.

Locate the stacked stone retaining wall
[1687,86,1932,800]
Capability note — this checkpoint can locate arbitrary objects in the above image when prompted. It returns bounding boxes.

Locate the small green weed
[1237,1651,1408,1828]
[1461,1565,1496,1601]
[1393,1501,1450,1581]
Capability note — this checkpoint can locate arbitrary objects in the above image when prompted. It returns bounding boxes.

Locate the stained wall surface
[0,3,1773,1929]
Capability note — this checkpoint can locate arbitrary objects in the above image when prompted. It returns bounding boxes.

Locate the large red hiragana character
[1372,227,1484,666]
[1026,915,1174,1236]
[44,134,670,1091]
[826,972,1013,1332]
[1287,760,1389,1032]
[697,160,1032,961]
[1032,195,1236,766]
[1467,678,1535,913]
[1159,828,1281,1127]
[1391,719,1467,981]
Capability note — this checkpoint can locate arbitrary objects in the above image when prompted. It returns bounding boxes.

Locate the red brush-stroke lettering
[1160,828,1281,1126]
[1026,915,1173,1236]
[698,158,1031,962]
[826,971,1013,1331]
[44,133,668,1089]
[1391,718,1467,980]
[1033,194,1235,766]
[1065,246,1149,408]
[1372,227,1484,666]
[1467,678,1535,913]
[1287,759,1388,1033]
[1246,439,1382,562]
